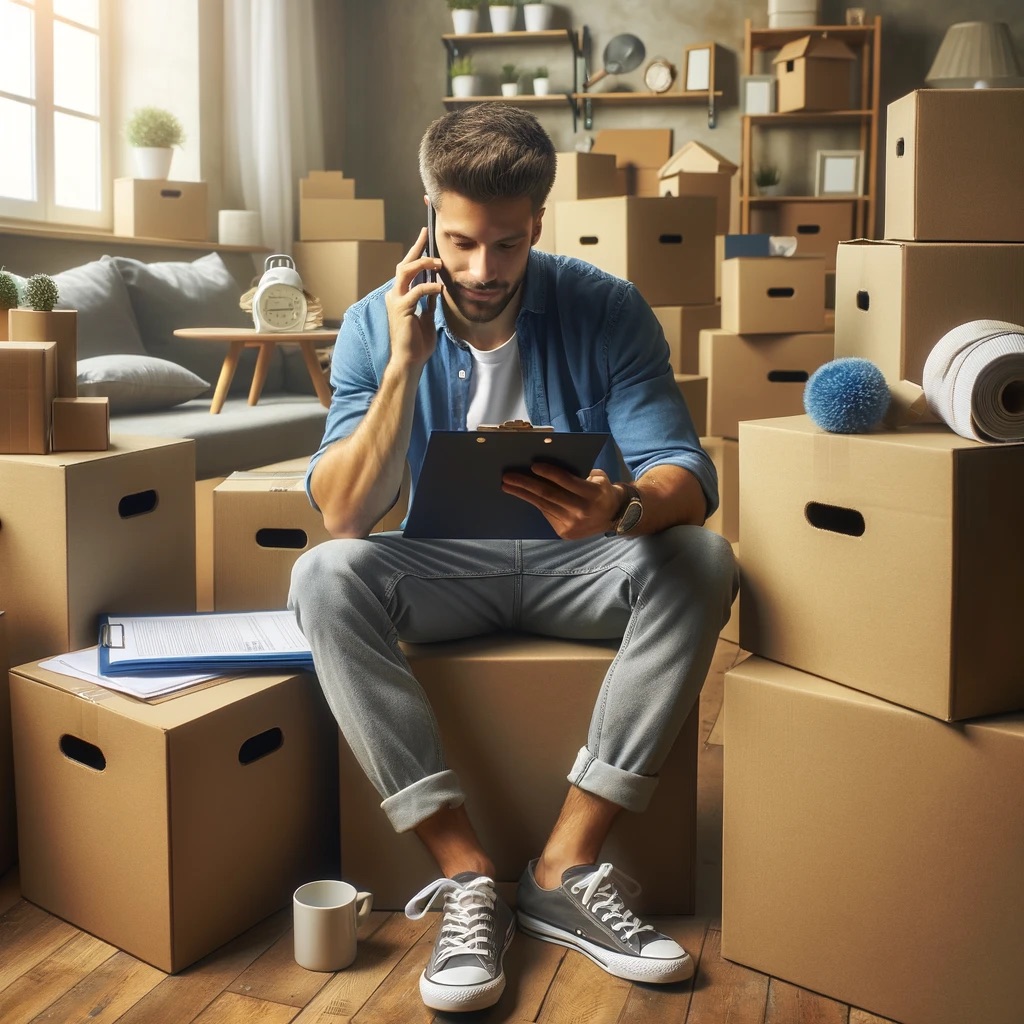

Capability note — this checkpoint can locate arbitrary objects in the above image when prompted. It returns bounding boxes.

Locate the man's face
[434,192,543,324]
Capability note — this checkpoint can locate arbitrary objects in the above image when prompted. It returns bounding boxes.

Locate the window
[0,0,109,227]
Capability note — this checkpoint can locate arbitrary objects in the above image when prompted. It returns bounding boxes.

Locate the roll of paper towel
[923,319,1024,443]
[218,210,262,247]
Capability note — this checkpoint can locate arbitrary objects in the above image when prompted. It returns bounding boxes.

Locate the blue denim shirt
[305,248,719,521]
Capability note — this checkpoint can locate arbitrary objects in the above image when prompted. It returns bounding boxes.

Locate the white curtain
[223,0,325,256]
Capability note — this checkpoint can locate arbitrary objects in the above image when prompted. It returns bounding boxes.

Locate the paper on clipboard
[40,647,222,699]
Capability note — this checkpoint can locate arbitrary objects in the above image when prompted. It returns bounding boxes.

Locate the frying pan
[585,33,646,88]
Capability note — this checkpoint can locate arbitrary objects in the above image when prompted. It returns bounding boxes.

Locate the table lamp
[926,21,1024,88]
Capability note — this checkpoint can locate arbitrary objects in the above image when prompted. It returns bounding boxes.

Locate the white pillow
[77,355,210,413]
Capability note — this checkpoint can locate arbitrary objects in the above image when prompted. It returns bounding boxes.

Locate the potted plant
[755,164,782,196]
[488,0,520,33]
[500,63,520,97]
[450,56,478,98]
[0,268,19,342]
[8,273,78,397]
[125,106,185,180]
[447,0,482,35]
[533,65,550,95]
[523,2,553,31]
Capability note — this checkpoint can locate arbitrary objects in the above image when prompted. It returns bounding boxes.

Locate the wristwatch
[610,483,643,536]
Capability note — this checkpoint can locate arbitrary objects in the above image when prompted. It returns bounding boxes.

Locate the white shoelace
[405,875,498,967]
[570,863,654,942]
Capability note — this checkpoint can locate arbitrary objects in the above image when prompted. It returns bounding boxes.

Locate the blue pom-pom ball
[803,357,891,434]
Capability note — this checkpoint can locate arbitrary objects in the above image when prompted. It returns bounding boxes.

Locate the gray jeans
[288,526,737,833]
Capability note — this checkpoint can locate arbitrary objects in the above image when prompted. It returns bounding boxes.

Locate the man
[290,103,736,1013]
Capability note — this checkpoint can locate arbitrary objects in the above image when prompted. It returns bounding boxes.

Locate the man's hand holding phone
[384,209,443,370]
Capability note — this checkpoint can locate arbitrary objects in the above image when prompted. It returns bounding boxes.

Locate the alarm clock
[643,57,676,94]
[252,254,308,332]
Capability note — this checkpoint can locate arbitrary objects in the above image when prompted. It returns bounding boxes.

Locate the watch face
[616,499,643,535]
[257,283,305,331]
[644,58,675,94]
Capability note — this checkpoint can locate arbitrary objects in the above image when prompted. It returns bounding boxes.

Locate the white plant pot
[451,74,478,98]
[501,82,519,96]
[523,3,553,31]
[533,77,551,95]
[451,9,479,34]
[132,146,173,180]
[758,183,783,196]
[489,5,517,32]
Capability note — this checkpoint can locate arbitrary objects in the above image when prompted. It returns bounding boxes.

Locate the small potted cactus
[125,106,185,180]
[0,268,19,342]
[8,273,78,397]
[754,164,782,197]
[500,63,520,97]
[533,65,550,95]
[450,55,478,98]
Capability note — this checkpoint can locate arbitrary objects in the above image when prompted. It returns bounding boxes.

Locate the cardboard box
[540,152,622,251]
[700,436,738,542]
[299,170,357,200]
[721,542,739,644]
[633,168,662,198]
[11,664,338,973]
[0,341,56,454]
[834,240,1024,386]
[738,415,1024,721]
[8,309,77,398]
[723,656,1024,1024]
[655,304,721,374]
[555,196,716,307]
[715,233,724,298]
[0,436,197,668]
[0,612,14,875]
[293,240,404,321]
[721,256,826,334]
[699,328,834,438]
[52,396,109,452]
[674,373,708,436]
[774,200,854,272]
[772,35,855,113]
[885,89,1024,243]
[658,141,738,235]
[593,128,673,170]
[298,198,385,242]
[113,178,208,241]
[339,635,699,914]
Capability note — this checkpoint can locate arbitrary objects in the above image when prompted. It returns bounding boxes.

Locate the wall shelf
[0,220,269,253]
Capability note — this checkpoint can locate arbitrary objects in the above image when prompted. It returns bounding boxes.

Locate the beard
[446,272,525,324]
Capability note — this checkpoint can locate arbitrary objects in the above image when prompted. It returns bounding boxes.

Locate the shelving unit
[739,17,881,237]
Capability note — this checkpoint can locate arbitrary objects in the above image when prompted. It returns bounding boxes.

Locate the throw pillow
[77,354,210,413]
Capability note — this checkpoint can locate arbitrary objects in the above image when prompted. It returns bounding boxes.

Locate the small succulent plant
[450,56,475,77]
[24,273,60,312]
[754,164,781,187]
[0,269,19,311]
[446,0,480,9]
[535,66,549,78]
[501,63,519,84]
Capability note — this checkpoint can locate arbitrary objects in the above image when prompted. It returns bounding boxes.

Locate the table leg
[210,340,244,414]
[299,340,333,408]
[248,342,274,406]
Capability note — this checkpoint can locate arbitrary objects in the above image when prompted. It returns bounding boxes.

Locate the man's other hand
[501,464,622,539]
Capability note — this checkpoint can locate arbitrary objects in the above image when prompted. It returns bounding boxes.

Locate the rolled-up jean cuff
[567,747,658,813]
[380,769,465,833]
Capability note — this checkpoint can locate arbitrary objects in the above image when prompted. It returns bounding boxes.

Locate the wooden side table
[172,327,337,414]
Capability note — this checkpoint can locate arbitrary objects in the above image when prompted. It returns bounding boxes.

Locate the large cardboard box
[739,415,1024,721]
[885,89,1024,243]
[539,152,621,252]
[11,665,338,973]
[720,542,739,644]
[51,396,109,452]
[674,373,708,435]
[654,304,721,374]
[299,170,356,200]
[721,256,826,334]
[0,436,197,668]
[0,341,56,454]
[593,128,673,171]
[294,240,404,321]
[771,35,855,113]
[700,436,738,543]
[113,178,208,241]
[0,612,14,875]
[658,141,738,235]
[773,200,854,272]
[339,635,699,914]
[555,196,716,307]
[834,240,1024,386]
[723,656,1024,1024]
[699,328,834,438]
[299,198,385,242]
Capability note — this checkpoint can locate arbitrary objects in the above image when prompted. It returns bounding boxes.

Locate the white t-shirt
[465,332,529,430]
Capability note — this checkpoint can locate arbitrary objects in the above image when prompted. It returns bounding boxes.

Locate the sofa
[14,251,331,480]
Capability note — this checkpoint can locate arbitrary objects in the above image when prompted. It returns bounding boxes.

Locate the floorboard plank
[25,950,165,1024]
[535,945,632,1024]
[0,901,80,997]
[764,977,849,1024]
[849,1010,899,1024]
[685,928,769,1024]
[0,867,21,917]
[192,991,299,1024]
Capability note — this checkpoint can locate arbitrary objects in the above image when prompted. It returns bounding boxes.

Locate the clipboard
[403,426,610,540]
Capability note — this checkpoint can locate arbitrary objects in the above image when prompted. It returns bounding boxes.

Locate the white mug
[293,879,373,972]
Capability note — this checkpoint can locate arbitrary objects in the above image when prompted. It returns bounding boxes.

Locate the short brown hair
[419,103,556,212]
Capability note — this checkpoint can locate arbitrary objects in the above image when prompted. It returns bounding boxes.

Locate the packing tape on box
[923,319,1024,443]
[218,209,262,247]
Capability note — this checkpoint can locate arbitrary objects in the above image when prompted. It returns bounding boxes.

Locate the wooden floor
[0,639,901,1024]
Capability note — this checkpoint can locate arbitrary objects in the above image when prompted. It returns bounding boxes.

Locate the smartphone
[425,202,438,284]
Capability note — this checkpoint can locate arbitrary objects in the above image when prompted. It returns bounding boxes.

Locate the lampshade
[926,21,1024,87]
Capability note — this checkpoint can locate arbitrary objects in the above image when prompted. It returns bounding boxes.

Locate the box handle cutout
[239,727,283,765]
[256,527,308,550]
[856,290,870,311]
[767,370,809,383]
[578,236,599,246]
[895,138,905,157]
[658,234,683,245]
[766,287,795,299]
[796,224,821,235]
[805,501,865,537]
[159,189,183,199]
[786,59,795,72]
[60,734,106,771]
[118,489,158,518]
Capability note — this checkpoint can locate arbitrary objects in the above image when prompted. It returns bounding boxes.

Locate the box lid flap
[658,140,738,178]
[773,35,856,63]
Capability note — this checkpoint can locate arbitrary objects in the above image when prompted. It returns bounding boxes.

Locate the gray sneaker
[516,860,694,984]
[405,871,516,1012]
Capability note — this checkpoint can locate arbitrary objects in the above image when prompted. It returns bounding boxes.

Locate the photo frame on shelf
[683,42,714,91]
[742,75,775,114]
[815,149,864,197]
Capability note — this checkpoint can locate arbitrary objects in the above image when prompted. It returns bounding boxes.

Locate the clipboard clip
[99,622,125,649]
[475,419,554,432]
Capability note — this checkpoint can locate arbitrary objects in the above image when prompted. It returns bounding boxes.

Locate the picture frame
[741,74,776,115]
[815,149,864,197]
[683,42,715,92]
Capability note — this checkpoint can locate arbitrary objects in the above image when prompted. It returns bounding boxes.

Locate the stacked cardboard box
[536,151,621,253]
[0,611,14,875]
[293,171,403,322]
[723,88,1024,1024]
[593,128,673,198]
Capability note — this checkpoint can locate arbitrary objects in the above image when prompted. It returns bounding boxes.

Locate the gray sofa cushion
[78,354,210,413]
[111,252,285,396]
